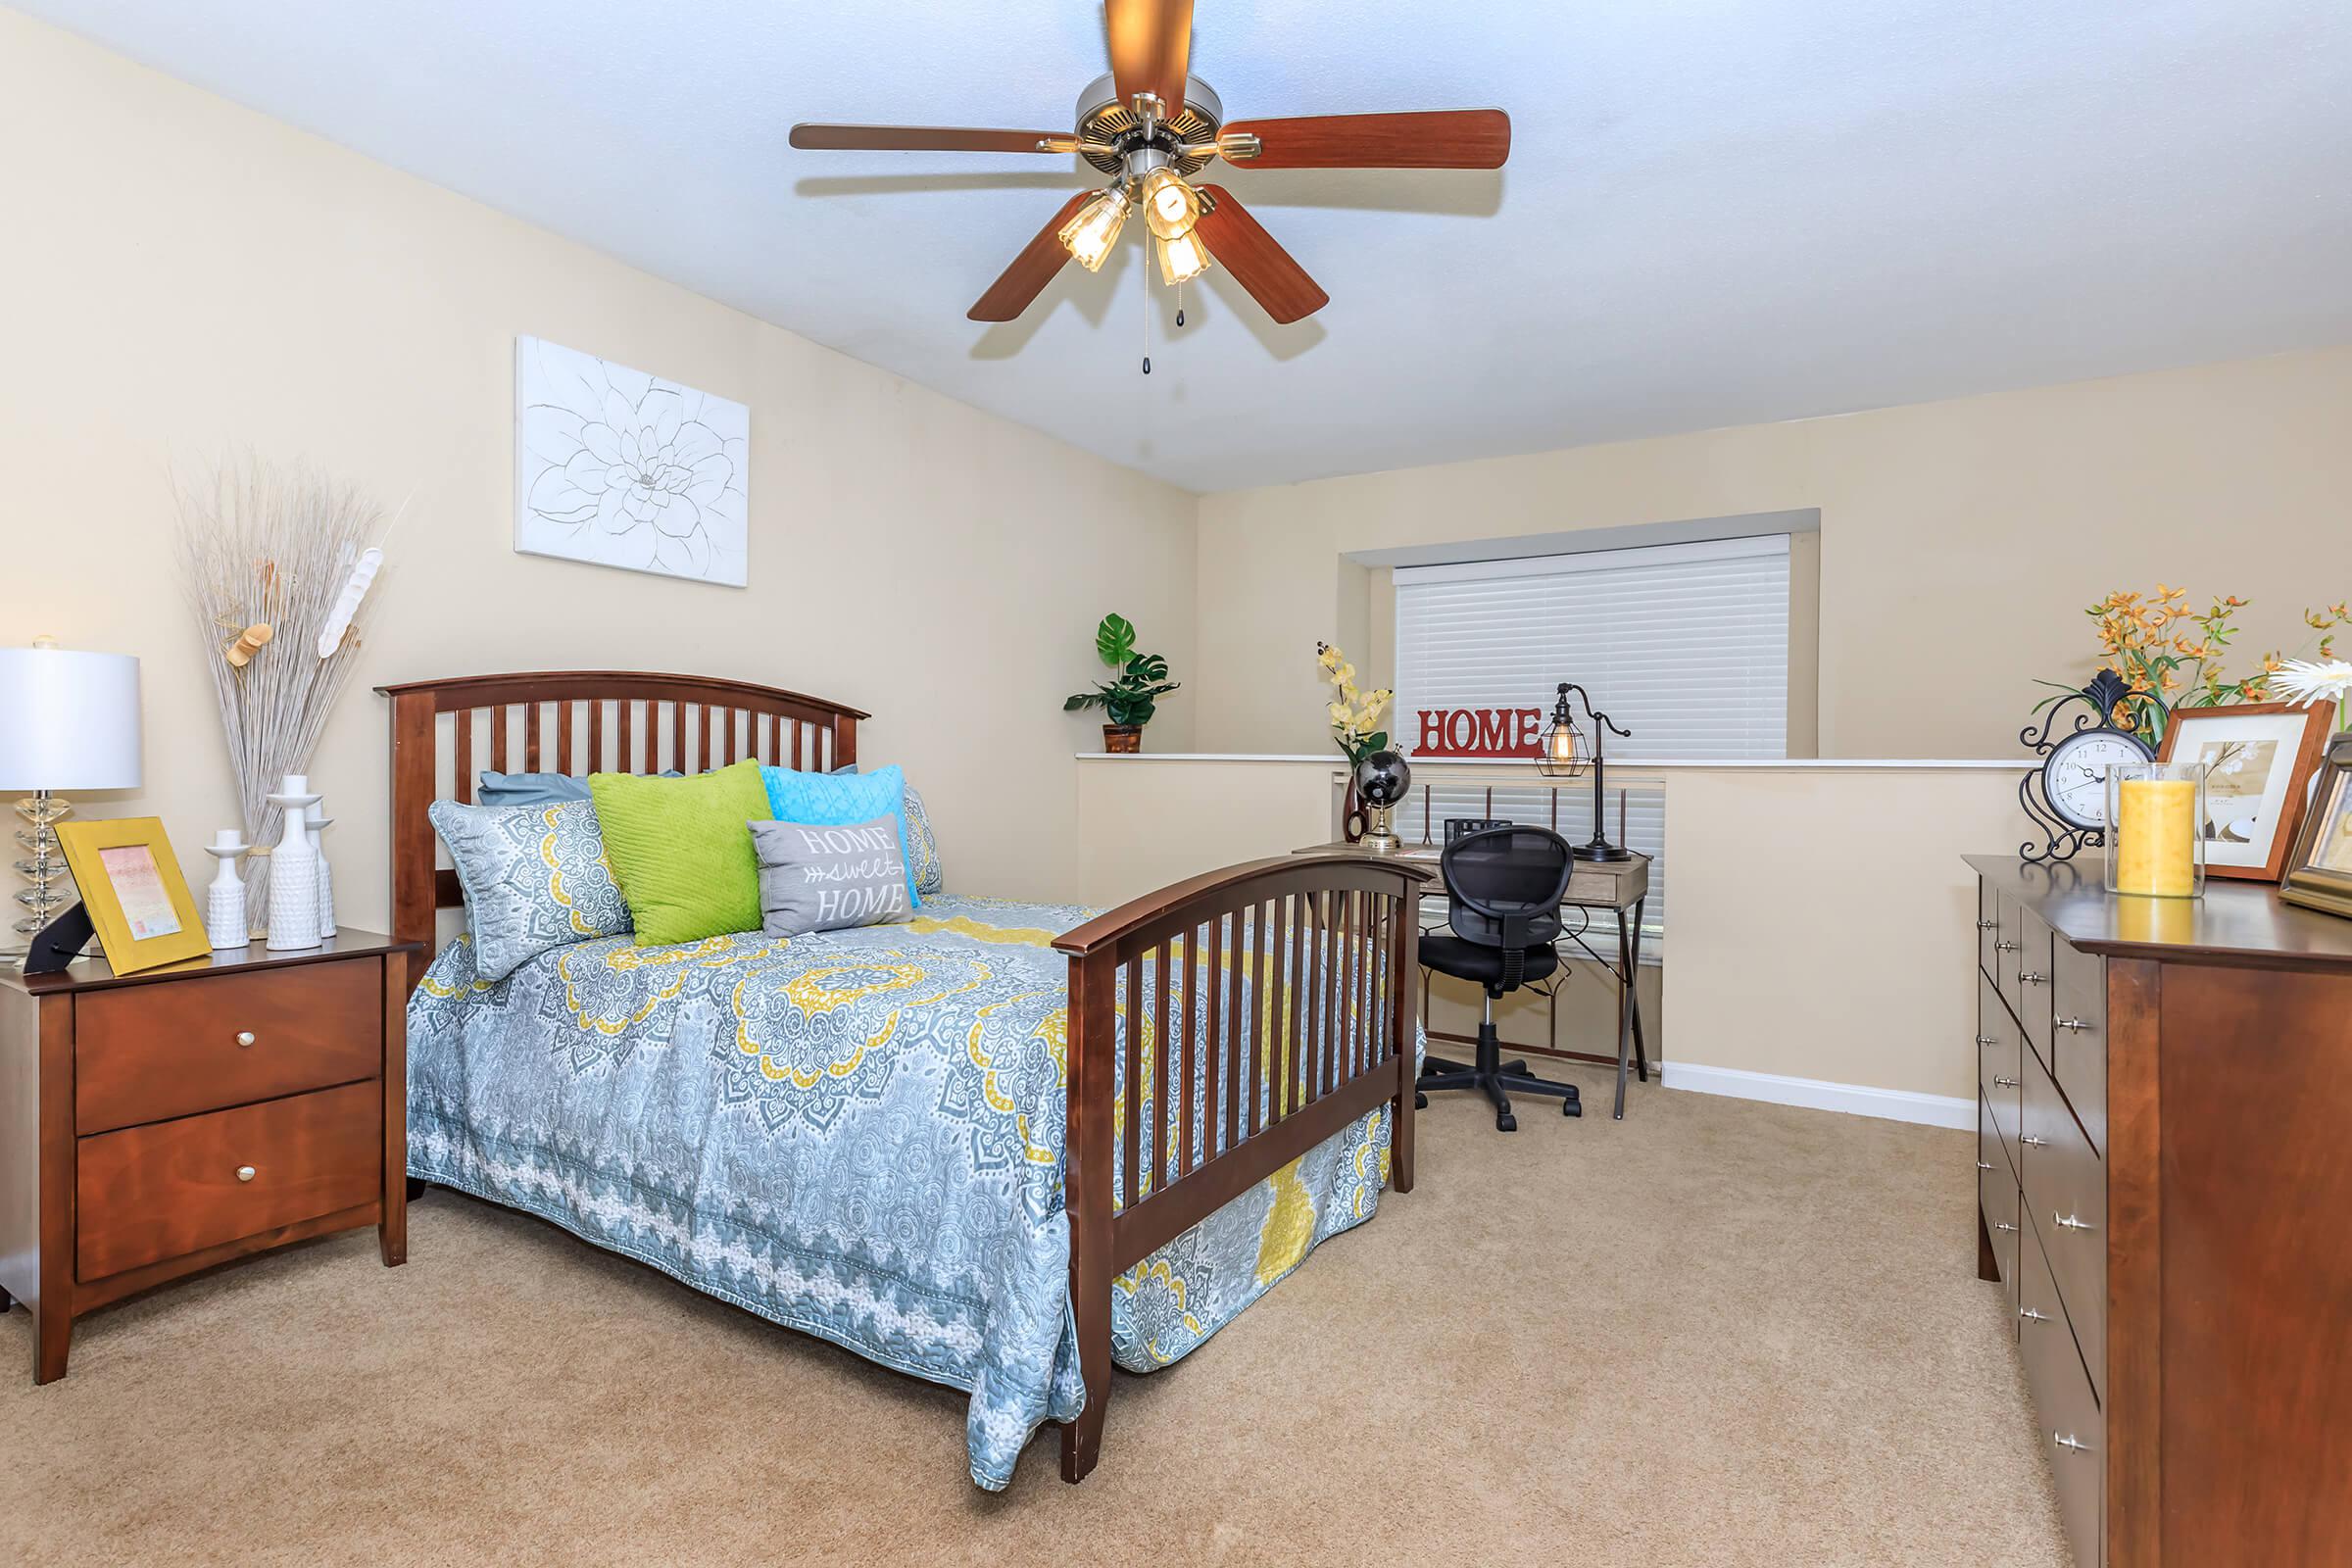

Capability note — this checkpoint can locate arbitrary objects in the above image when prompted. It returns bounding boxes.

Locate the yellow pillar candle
[2116,777,2197,897]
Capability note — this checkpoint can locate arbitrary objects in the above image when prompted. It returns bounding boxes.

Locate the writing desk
[1295,841,1653,1117]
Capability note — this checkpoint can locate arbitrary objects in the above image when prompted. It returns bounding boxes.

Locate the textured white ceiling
[23,0,2352,491]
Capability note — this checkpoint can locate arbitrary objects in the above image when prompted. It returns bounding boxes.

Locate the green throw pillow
[587,760,773,947]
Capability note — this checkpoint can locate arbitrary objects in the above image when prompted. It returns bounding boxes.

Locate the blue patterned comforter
[406,895,1402,1489]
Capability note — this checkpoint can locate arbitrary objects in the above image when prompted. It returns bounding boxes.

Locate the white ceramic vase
[265,778,322,952]
[308,800,337,941]
[203,829,249,952]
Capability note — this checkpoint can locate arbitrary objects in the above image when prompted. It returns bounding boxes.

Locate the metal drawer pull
[2020,1134,2048,1148]
[1994,1221,2018,1234]
[235,1165,257,1183]
[1977,1160,1994,1171]
[1995,940,2021,953]
[2020,1305,2051,1324]
[2053,1432,2094,1455]
[2054,1211,2096,1233]
[235,1030,257,1048]
[1993,1076,2020,1089]
[2055,1015,2090,1032]
[1976,1034,1998,1047]
[1976,918,1997,930]
[2019,970,2047,986]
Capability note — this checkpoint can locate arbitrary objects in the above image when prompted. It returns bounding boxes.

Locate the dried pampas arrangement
[174,454,392,932]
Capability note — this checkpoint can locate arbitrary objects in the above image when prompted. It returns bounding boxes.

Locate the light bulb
[1139,167,1201,241]
[1156,228,1212,285]
[1057,187,1129,271]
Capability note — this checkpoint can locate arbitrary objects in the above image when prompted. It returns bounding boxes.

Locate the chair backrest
[1441,824,1574,953]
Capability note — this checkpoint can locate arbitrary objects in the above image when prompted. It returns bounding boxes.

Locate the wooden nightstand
[0,930,418,1383]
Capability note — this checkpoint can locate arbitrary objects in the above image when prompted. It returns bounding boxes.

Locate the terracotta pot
[1102,724,1143,754]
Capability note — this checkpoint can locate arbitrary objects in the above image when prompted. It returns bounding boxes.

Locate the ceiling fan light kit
[790,0,1510,353]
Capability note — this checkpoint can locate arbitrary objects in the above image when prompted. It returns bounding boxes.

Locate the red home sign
[1413,707,1544,760]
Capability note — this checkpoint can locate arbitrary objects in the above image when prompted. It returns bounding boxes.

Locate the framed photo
[53,817,211,975]
[2280,734,2352,919]
[2157,700,2337,882]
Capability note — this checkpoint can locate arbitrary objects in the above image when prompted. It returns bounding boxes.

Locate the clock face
[2044,728,2156,829]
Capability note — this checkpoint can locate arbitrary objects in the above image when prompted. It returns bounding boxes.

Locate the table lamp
[1537,681,1634,862]
[0,640,143,967]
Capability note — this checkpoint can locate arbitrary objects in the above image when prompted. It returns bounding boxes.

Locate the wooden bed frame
[379,669,1430,1483]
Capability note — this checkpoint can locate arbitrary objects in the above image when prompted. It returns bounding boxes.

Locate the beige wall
[1074,756,2018,1106]
[0,13,1197,924]
[1193,346,2352,759]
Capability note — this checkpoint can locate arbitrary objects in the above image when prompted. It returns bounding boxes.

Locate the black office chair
[1415,823,1583,1131]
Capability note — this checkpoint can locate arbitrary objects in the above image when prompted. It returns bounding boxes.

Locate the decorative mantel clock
[2017,669,2157,863]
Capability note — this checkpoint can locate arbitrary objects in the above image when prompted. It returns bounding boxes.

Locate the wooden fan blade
[1192,186,1329,324]
[790,123,1064,154]
[968,191,1097,322]
[1105,0,1194,115]
[1221,109,1511,170]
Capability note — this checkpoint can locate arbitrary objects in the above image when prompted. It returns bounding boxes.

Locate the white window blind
[1392,534,1792,950]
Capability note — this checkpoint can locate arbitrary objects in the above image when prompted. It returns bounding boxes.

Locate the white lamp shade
[0,647,143,791]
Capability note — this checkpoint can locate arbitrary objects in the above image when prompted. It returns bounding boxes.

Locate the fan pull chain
[1141,249,1152,375]
[1176,278,1186,329]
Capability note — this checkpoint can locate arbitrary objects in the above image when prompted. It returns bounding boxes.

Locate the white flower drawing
[515,340,749,585]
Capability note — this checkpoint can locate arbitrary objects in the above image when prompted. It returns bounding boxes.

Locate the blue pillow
[480,768,679,807]
[760,762,920,908]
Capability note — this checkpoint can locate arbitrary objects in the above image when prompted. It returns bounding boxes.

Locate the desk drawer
[2050,940,2107,1154]
[2022,1044,2105,1403]
[1979,1103,2021,1335]
[1980,973,2024,1176]
[75,1080,380,1282]
[75,958,382,1134]
[2020,1229,2103,1568]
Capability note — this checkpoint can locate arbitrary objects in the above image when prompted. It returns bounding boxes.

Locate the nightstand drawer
[75,959,381,1134]
[75,1081,381,1282]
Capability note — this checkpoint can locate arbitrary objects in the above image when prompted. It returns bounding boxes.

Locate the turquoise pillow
[760,762,920,908]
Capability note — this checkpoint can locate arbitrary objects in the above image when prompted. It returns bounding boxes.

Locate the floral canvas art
[514,337,749,586]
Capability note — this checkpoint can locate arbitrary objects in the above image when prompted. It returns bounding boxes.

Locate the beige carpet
[3,1065,2066,1567]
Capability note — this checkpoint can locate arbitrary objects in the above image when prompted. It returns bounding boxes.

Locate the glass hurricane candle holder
[2107,761,2206,899]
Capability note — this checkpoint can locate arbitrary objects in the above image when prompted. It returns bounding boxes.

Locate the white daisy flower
[2271,659,2352,710]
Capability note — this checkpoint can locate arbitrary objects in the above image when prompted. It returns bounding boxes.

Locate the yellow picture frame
[53,817,213,975]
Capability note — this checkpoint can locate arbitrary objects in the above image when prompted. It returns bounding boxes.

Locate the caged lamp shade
[0,645,143,791]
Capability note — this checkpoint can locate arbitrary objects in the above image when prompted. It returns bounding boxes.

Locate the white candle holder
[202,829,250,952]
[307,800,337,941]
[265,780,322,951]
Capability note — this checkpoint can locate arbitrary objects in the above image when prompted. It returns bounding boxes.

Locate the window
[1392,534,1793,952]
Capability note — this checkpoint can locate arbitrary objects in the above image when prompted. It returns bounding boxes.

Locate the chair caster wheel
[1414,1091,1428,1109]
[1563,1098,1578,1117]
[1496,1112,1517,1133]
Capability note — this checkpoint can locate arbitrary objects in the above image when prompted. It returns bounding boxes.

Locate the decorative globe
[1354,750,1412,808]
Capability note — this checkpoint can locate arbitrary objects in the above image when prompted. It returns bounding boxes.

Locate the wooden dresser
[0,931,416,1382]
[1968,856,2352,1568]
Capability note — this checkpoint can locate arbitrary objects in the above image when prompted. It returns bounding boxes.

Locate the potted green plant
[1064,612,1180,753]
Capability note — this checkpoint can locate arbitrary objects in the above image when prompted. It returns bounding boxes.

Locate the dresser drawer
[1977,876,2002,985]
[1979,1104,2022,1335]
[2022,1044,2105,1403]
[2050,940,2108,1154]
[74,1080,381,1282]
[75,958,382,1134]
[2020,1230,2104,1568]
[2013,908,2056,1071]
[1981,972,2024,1175]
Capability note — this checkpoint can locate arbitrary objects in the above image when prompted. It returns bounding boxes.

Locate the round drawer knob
[2020,1305,2051,1325]
[2020,1134,2049,1148]
[1976,919,1997,930]
[1993,1076,2020,1089]
[2019,970,2047,987]
[2056,1016,2090,1033]
[2054,1211,2096,1233]
[1993,1221,2018,1234]
[1975,1034,1998,1047]
[1995,940,2020,953]
[236,1165,256,1183]
[2053,1432,2093,1455]
[235,1031,257,1048]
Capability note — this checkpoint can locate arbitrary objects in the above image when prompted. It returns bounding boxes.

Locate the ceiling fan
[789,0,1509,334]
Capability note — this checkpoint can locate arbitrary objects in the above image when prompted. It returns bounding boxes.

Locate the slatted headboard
[376,670,867,987]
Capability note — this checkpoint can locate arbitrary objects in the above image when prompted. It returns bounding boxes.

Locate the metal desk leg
[1613,906,1636,1120]
[1628,897,1649,1084]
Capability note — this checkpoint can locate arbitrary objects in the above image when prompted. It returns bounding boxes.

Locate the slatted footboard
[1051,853,1433,1482]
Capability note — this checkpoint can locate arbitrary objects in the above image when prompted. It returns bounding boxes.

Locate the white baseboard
[1659,1060,1975,1130]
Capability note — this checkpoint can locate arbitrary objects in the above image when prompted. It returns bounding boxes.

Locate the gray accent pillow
[429,798,630,980]
[749,816,912,937]
[478,768,679,807]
